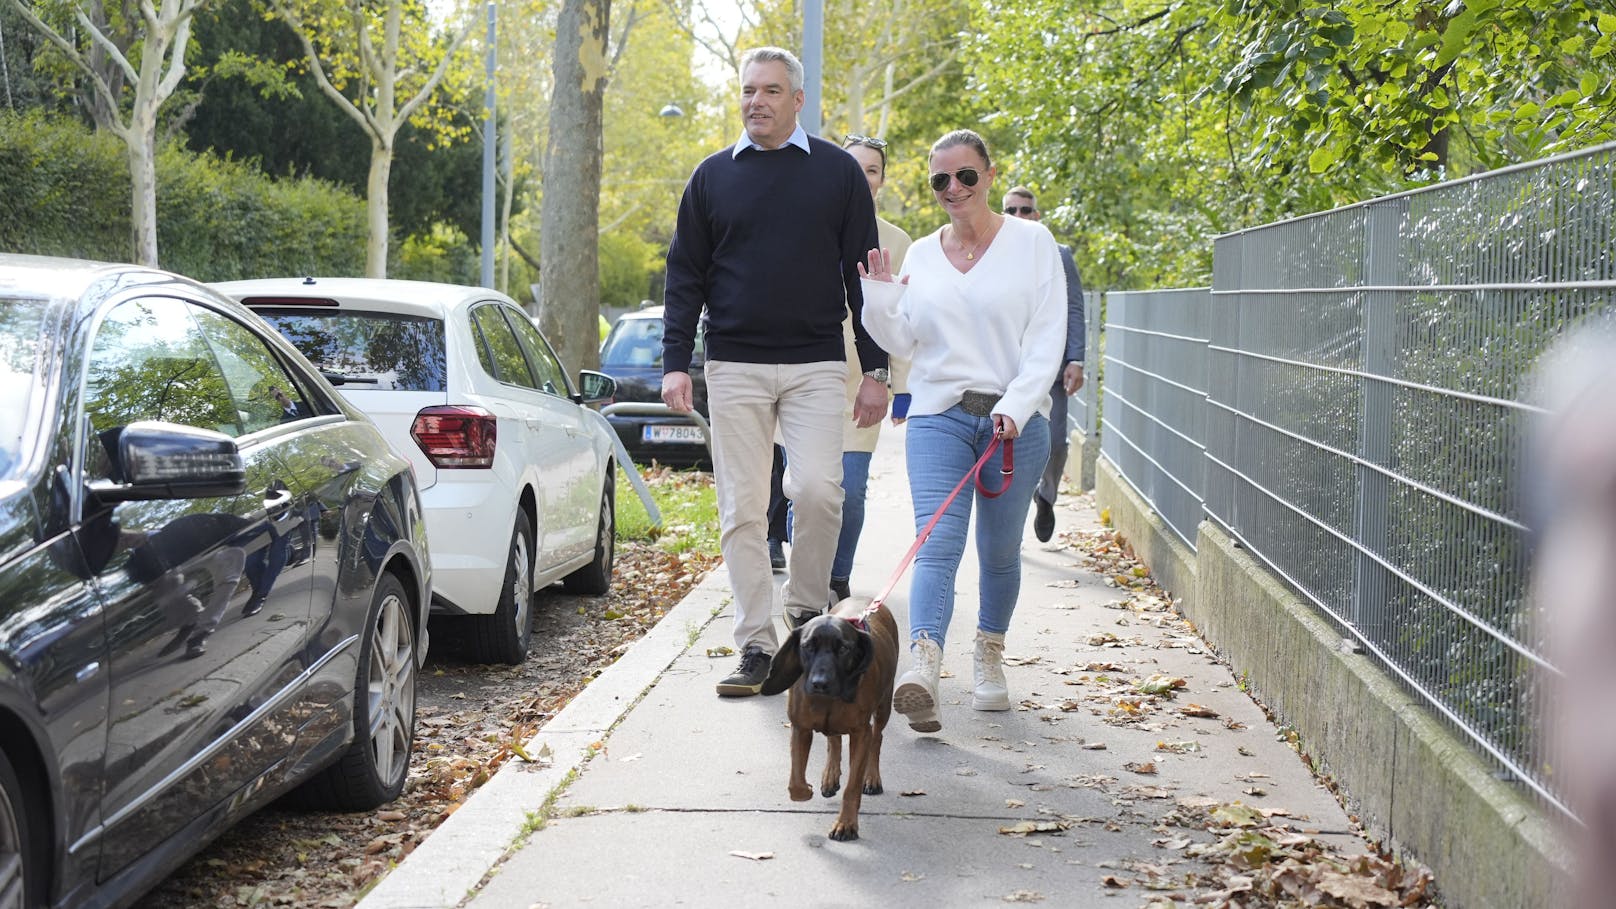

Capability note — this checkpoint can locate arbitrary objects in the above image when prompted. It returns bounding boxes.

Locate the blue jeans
[831,451,873,581]
[905,406,1050,649]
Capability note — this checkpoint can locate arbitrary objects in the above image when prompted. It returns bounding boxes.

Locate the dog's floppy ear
[761,627,804,696]
[835,625,875,702]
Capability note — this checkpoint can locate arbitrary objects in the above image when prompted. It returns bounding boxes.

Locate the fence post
[1352,201,1401,631]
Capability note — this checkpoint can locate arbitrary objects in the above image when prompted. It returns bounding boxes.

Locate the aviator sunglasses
[844,134,888,149]
[929,167,980,192]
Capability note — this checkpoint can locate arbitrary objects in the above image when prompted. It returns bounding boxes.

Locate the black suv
[598,306,710,468]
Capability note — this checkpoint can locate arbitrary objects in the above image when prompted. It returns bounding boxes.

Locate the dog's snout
[806,672,833,694]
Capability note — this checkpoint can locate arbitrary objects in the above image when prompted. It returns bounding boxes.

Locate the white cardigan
[860,214,1066,431]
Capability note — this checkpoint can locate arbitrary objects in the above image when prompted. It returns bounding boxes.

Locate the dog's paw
[863,780,883,795]
[828,823,860,842]
[820,781,840,798]
[788,783,814,802]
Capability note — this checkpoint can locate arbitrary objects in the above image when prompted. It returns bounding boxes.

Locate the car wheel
[0,749,41,908]
[290,572,417,810]
[469,514,534,664]
[564,472,615,595]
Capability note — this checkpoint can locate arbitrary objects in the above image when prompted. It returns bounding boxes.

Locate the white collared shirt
[731,123,812,158]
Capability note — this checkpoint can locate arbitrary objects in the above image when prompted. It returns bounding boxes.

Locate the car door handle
[264,488,293,518]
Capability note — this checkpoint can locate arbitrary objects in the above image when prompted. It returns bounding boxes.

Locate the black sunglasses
[845,134,888,149]
[1004,205,1036,216]
[929,168,980,192]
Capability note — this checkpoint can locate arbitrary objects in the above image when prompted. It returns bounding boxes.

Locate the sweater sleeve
[662,168,709,375]
[858,277,916,362]
[993,230,1068,429]
[1060,245,1087,363]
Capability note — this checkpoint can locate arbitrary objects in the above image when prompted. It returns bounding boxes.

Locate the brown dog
[760,596,898,841]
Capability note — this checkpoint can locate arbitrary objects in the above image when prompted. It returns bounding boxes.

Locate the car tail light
[411,406,496,468]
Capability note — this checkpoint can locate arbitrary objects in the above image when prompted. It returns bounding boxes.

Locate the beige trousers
[705,359,847,654]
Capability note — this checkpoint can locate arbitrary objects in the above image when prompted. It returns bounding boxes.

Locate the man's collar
[731,123,811,158]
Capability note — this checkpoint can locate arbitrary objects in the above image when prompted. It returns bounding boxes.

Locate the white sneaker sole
[893,680,942,732]
[972,690,1011,711]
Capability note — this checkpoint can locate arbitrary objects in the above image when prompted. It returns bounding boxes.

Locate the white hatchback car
[214,278,619,663]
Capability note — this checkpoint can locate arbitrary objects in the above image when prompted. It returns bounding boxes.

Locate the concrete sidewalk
[359,425,1371,908]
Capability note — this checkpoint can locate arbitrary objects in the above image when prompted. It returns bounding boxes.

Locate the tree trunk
[366,138,394,277]
[539,0,610,376]
[125,126,160,266]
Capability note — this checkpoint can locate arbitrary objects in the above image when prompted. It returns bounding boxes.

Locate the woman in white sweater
[859,129,1066,733]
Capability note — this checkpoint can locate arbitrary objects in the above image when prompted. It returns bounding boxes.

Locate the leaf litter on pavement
[1036,513,1438,907]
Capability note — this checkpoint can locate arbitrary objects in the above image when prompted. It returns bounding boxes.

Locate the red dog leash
[866,435,1015,614]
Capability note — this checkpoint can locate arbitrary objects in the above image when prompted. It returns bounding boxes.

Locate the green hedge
[0,110,366,280]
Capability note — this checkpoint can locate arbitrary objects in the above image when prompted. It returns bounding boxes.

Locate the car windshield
[0,298,47,480]
[254,309,447,391]
[601,317,703,368]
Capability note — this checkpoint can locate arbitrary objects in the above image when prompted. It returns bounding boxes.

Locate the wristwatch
[863,367,890,384]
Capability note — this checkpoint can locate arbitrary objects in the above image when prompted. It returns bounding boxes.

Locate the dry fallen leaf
[728,851,774,861]
[999,820,1072,836]
[1001,890,1045,903]
[1123,761,1158,775]
[1179,703,1219,718]
[900,871,924,883]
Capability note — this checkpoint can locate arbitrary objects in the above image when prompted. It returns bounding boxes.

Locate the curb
[355,563,734,909]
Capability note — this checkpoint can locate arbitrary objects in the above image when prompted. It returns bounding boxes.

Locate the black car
[0,255,430,909]
[598,306,710,468]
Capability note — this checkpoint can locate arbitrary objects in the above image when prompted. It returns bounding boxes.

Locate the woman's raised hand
[858,247,902,283]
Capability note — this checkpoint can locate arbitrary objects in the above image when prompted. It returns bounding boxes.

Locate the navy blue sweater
[662,135,885,375]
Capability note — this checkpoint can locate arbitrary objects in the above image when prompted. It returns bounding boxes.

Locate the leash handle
[870,435,1013,611]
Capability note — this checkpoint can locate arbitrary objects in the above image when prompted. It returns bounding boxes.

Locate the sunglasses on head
[929,168,980,192]
[1004,205,1035,216]
[845,134,888,149]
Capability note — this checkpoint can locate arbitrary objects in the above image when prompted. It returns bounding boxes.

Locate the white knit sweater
[859,214,1066,431]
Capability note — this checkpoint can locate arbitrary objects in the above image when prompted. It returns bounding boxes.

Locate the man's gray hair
[740,47,805,93]
[1005,185,1037,207]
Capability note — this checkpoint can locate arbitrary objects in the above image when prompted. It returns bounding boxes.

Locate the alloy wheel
[366,591,416,791]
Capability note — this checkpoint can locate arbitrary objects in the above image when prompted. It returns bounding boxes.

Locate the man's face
[1004,193,1039,220]
[740,60,803,150]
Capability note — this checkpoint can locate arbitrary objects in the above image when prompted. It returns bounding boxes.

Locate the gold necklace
[951,226,983,261]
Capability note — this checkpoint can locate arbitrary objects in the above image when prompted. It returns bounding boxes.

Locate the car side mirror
[90,421,247,503]
[575,370,617,405]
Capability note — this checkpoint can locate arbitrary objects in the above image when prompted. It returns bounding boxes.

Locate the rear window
[602,317,703,368]
[255,309,447,391]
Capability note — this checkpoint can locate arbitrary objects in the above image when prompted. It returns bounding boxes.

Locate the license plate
[644,424,704,443]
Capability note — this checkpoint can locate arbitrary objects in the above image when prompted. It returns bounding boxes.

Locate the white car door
[506,313,602,558]
[467,303,592,569]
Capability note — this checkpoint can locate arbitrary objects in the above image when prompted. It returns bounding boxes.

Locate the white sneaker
[893,636,944,732]
[972,630,1010,711]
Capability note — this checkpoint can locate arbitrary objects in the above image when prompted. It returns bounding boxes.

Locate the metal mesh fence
[1100,289,1211,549]
[1104,142,1616,818]
[1068,290,1103,442]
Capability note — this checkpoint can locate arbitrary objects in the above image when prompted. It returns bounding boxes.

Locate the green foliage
[597,231,657,309]
[0,110,366,278]
[615,465,719,556]
[963,0,1616,290]
[393,223,478,284]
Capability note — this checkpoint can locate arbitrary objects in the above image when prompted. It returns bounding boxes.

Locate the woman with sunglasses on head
[858,128,1066,733]
[812,134,914,604]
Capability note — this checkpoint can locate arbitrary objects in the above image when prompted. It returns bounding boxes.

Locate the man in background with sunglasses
[1002,186,1087,543]
[663,46,888,698]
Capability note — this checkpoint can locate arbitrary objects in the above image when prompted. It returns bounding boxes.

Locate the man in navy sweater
[662,46,888,697]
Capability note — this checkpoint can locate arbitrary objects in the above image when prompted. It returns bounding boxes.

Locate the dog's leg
[864,716,884,795]
[821,733,843,798]
[829,725,870,841]
[788,725,814,802]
